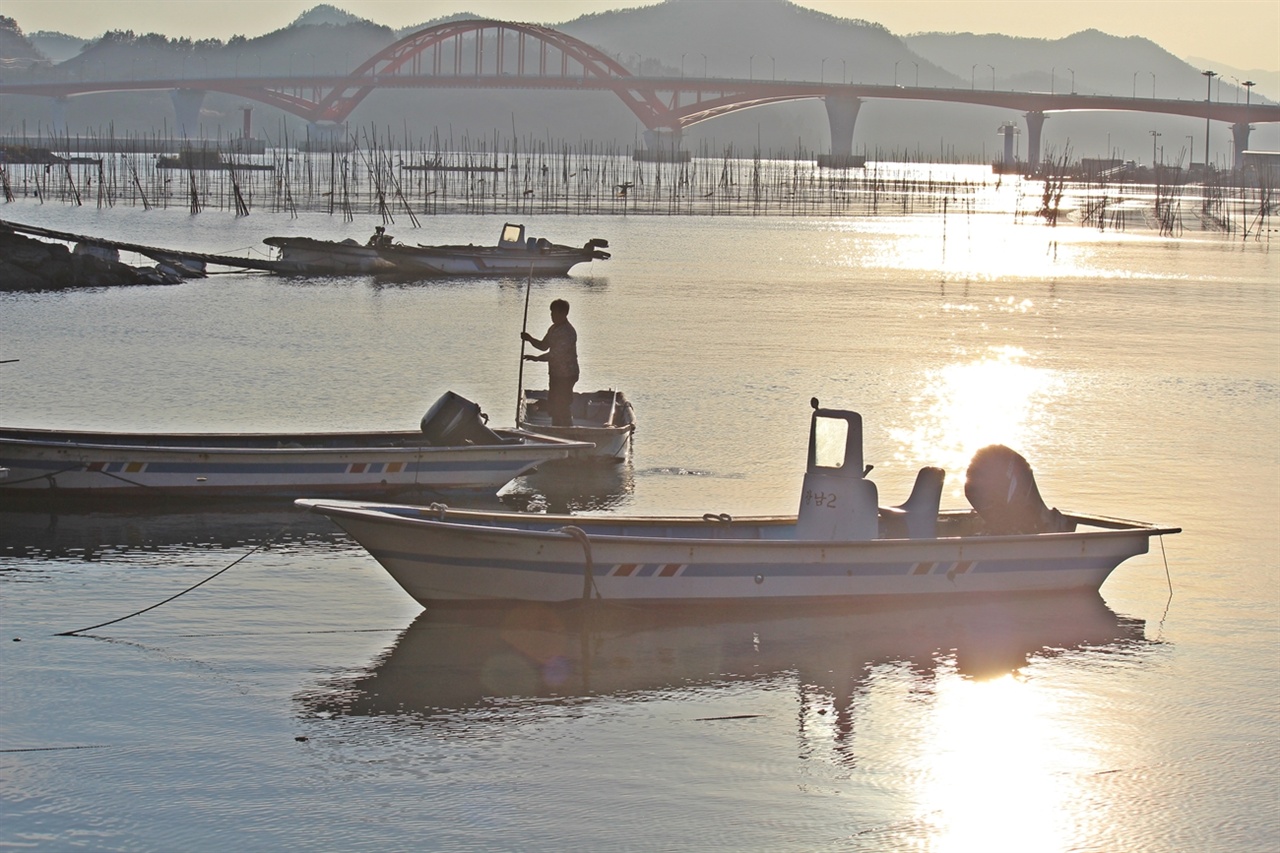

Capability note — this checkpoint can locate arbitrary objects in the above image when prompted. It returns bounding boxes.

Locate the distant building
[1242,151,1280,184]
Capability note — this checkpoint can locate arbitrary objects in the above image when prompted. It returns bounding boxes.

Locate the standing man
[522,298,579,426]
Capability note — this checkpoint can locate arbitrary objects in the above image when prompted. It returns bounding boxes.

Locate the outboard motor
[420,391,505,446]
[964,445,1075,534]
[584,237,611,260]
[795,398,879,541]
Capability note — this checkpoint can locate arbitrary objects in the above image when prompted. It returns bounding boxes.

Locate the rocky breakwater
[0,227,185,290]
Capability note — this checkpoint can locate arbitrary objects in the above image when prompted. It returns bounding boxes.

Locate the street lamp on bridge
[701,53,707,77]
[1244,79,1255,106]
[1202,69,1216,170]
[770,56,775,80]
[970,63,976,90]
[1150,71,1156,98]
[1068,68,1075,94]
[894,59,900,85]
[820,57,826,83]
[912,61,918,87]
[680,53,685,78]
[749,55,753,80]
[1150,130,1161,165]
[987,64,995,89]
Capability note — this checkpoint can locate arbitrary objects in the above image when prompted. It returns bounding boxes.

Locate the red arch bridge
[3,19,1278,169]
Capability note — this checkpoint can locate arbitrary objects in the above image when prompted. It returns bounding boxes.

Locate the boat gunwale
[297,500,1182,546]
[0,428,592,455]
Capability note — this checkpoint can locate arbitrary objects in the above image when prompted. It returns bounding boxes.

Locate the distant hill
[291,4,375,28]
[27,30,89,64]
[0,0,1275,163]
[903,29,1251,101]
[1185,55,1278,103]
[0,15,50,68]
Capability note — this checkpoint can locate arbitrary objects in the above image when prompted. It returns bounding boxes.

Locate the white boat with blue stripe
[0,392,592,505]
[298,400,1180,605]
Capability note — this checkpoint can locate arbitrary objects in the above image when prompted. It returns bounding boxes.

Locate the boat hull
[0,428,587,503]
[519,389,635,460]
[263,227,607,277]
[262,238,397,274]
[297,501,1178,605]
[404,248,597,276]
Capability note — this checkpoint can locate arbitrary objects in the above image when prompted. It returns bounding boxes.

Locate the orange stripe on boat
[613,564,638,577]
[953,561,973,575]
[350,463,367,474]
[125,462,144,473]
[913,562,934,575]
[659,564,683,577]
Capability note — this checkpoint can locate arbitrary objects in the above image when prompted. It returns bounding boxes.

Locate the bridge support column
[637,128,687,162]
[997,121,1020,171]
[1231,121,1252,170]
[303,122,349,152]
[1024,111,1046,172]
[49,96,68,137]
[169,89,206,138]
[821,94,863,167]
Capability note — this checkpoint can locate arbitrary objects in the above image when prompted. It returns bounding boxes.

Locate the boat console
[795,399,880,541]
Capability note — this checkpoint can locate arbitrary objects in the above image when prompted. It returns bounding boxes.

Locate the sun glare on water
[890,347,1064,488]
[909,672,1087,852]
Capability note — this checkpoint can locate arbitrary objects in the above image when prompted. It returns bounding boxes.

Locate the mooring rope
[55,523,293,637]
[0,463,83,488]
[1158,534,1173,596]
[554,525,599,601]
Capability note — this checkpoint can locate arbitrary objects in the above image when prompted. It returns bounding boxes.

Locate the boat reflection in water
[297,594,1150,739]
[498,459,635,514]
[0,504,351,560]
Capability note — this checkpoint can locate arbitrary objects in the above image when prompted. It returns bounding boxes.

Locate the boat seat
[879,466,945,539]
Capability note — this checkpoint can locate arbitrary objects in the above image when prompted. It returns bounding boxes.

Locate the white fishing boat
[298,400,1180,605]
[264,223,610,277]
[0,392,592,505]
[518,389,635,461]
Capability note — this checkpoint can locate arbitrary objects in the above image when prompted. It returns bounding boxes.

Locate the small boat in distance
[0,392,592,506]
[299,399,1180,606]
[519,389,635,461]
[264,223,610,277]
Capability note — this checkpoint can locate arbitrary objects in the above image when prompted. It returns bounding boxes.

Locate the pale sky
[5,0,1278,72]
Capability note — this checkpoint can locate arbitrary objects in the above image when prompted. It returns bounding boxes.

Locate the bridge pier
[638,128,688,162]
[302,122,349,152]
[49,96,68,136]
[822,93,862,166]
[169,89,206,138]
[1024,111,1046,172]
[997,121,1020,170]
[1231,121,1252,170]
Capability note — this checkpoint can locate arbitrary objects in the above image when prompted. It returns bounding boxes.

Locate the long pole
[515,263,534,425]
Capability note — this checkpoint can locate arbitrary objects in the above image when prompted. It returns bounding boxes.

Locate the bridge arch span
[296,19,673,129]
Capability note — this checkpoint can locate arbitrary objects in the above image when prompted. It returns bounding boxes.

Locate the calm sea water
[2,166,1278,852]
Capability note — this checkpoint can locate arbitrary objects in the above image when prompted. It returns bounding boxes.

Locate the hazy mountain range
[2,0,1275,164]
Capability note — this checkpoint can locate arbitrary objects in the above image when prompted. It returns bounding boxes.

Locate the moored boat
[518,388,635,461]
[264,222,610,277]
[299,399,1180,606]
[0,392,592,505]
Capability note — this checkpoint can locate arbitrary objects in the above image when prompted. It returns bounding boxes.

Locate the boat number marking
[803,489,837,508]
